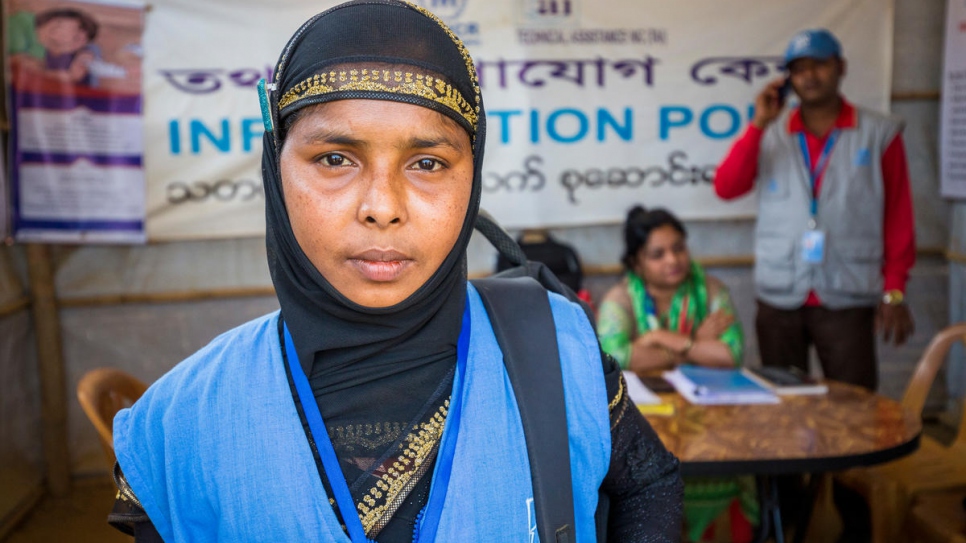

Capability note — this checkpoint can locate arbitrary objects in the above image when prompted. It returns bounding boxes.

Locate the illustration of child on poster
[4,0,146,243]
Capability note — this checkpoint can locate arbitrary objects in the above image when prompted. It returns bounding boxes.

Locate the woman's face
[280,99,473,308]
[632,224,690,289]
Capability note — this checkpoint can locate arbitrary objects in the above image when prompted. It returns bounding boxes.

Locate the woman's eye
[321,153,347,166]
[413,158,441,171]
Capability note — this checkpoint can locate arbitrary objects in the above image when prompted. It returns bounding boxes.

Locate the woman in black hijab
[109,2,683,541]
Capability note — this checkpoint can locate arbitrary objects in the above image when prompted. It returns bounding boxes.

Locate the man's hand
[752,77,787,129]
[694,310,734,341]
[876,302,914,346]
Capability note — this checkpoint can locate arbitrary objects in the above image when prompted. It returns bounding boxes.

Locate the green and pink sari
[598,261,743,369]
[596,261,756,542]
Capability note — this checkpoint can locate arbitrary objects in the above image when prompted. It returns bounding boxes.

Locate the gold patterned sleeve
[600,354,684,541]
[708,279,745,366]
[108,462,164,542]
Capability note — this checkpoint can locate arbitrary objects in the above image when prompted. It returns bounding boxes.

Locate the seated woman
[598,206,743,372]
[105,2,682,542]
[597,206,755,542]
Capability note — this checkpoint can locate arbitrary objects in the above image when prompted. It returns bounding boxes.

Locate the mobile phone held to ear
[777,77,792,107]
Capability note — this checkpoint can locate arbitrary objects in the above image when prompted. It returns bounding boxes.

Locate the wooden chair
[77,368,148,467]
[833,322,966,543]
[906,491,966,543]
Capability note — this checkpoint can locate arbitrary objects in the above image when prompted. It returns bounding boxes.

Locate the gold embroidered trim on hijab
[402,1,481,113]
[355,398,449,536]
[278,69,478,130]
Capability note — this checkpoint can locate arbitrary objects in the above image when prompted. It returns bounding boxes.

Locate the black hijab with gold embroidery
[259,1,485,539]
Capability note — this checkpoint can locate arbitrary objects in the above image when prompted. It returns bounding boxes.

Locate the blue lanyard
[282,305,471,543]
[797,129,840,218]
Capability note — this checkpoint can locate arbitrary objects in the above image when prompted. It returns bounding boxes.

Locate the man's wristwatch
[882,289,905,306]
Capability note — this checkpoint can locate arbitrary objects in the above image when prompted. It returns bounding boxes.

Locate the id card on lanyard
[798,130,839,264]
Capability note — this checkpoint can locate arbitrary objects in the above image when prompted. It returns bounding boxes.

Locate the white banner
[144,0,893,241]
[942,0,966,200]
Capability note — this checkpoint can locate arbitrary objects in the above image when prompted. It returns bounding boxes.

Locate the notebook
[663,365,780,405]
[744,366,828,395]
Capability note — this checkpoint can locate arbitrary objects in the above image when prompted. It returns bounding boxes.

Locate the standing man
[714,29,916,391]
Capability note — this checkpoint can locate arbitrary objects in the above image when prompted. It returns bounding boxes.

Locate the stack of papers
[622,371,661,405]
[622,371,675,416]
[663,365,780,405]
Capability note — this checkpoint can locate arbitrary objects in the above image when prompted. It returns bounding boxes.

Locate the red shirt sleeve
[713,124,765,200]
[880,133,916,293]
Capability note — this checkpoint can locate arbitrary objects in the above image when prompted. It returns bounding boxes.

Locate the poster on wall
[4,0,146,243]
[942,0,966,199]
[143,0,893,241]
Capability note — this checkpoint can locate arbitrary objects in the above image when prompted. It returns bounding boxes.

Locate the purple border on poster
[18,219,144,231]
[20,153,142,167]
[13,90,141,114]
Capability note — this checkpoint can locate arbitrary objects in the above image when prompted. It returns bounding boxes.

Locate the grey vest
[753,106,903,309]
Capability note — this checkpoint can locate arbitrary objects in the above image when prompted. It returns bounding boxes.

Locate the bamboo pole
[0,296,30,318]
[57,286,276,308]
[0,256,30,317]
[0,485,45,541]
[25,244,70,497]
[0,245,24,291]
[891,91,940,101]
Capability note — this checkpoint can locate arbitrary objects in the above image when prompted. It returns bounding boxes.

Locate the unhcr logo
[417,0,480,44]
[416,0,469,21]
[519,0,580,27]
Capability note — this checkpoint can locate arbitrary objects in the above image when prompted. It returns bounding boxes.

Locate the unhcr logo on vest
[417,0,480,44]
[518,0,581,27]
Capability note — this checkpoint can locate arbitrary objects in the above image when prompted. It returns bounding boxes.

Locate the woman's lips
[666,267,686,279]
[349,249,413,282]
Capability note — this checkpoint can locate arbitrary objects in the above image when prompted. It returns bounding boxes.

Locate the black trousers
[755,300,878,391]
[756,300,877,541]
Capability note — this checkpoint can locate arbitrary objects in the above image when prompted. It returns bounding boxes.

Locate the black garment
[263,0,484,388]
[259,1,487,534]
[756,299,877,541]
[108,463,163,543]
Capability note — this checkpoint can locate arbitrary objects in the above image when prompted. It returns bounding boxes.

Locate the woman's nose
[358,166,407,227]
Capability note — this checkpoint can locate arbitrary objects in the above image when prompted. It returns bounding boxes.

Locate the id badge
[801,230,826,264]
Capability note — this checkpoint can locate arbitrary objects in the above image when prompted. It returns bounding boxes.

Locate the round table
[642,380,922,543]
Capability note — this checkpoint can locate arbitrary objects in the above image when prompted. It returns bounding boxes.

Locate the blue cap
[784,29,842,66]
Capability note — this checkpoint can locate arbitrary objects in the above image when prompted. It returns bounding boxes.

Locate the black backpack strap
[474,211,596,326]
[472,276,576,543]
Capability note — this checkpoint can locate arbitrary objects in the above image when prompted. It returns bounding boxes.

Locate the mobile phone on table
[639,375,676,394]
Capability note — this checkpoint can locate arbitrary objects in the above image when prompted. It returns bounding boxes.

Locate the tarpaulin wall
[0,0,958,501]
